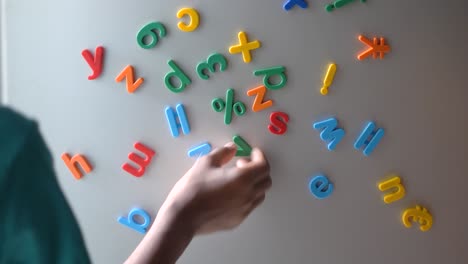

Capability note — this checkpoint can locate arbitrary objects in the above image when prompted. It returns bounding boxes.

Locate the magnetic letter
[164,60,192,93]
[254,66,287,90]
[82,46,104,80]
[122,142,156,177]
[268,111,289,135]
[165,104,191,137]
[313,117,345,151]
[62,153,93,180]
[177,7,200,32]
[378,175,406,204]
[137,22,167,49]
[246,85,273,112]
[196,53,228,80]
[115,65,144,93]
[309,175,334,199]
[118,208,151,234]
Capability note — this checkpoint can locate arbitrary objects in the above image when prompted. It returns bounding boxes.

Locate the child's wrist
[157,196,198,238]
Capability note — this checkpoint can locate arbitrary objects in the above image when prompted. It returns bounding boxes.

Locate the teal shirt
[0,107,91,263]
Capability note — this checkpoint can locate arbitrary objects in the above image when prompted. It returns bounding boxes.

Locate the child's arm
[125,143,272,264]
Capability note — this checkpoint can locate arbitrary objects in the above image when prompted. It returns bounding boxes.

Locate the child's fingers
[254,177,272,193]
[236,148,269,170]
[236,148,270,181]
[236,158,250,168]
[206,143,237,167]
[243,194,266,218]
[250,148,268,166]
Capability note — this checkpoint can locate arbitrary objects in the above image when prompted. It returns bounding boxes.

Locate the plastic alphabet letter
[269,112,289,135]
[228,31,261,63]
[211,89,247,125]
[177,7,200,32]
[357,35,390,60]
[115,65,144,93]
[325,0,366,12]
[137,22,167,49]
[61,153,93,180]
[320,63,337,95]
[122,142,156,177]
[164,60,192,93]
[196,53,228,80]
[402,205,433,232]
[313,117,345,151]
[283,0,309,11]
[165,104,191,138]
[188,142,212,158]
[118,208,151,234]
[82,46,104,80]
[309,175,334,199]
[254,66,288,90]
[233,135,252,157]
[378,175,406,204]
[354,121,385,156]
[246,85,273,112]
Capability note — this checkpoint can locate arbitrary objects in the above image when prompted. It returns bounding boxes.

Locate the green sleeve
[0,107,91,264]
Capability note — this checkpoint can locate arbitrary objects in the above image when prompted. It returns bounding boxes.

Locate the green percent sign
[212,88,246,125]
[325,0,366,12]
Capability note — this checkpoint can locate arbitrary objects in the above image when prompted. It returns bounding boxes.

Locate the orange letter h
[61,153,93,180]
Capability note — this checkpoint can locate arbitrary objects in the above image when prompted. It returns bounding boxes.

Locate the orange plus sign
[229,31,261,63]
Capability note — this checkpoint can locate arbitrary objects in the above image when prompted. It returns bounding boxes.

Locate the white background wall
[3,0,468,263]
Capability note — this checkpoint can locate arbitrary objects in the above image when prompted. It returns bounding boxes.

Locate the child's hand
[126,143,271,263]
[159,142,272,235]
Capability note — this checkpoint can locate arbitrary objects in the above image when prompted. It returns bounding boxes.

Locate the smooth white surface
[1,0,5,103]
[3,0,468,263]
